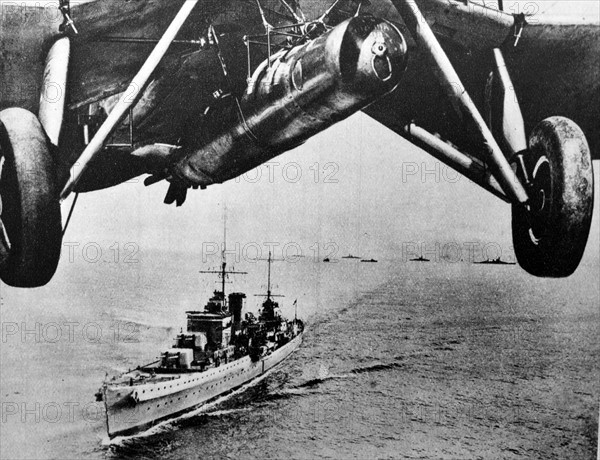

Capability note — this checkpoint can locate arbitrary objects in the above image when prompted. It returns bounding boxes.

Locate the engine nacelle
[172,15,408,187]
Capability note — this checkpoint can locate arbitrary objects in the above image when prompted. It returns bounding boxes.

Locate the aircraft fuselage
[172,16,408,187]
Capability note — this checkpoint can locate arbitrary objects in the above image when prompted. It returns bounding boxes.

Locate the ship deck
[103,333,303,438]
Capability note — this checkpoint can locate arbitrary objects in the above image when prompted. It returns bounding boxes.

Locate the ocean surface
[1,238,598,459]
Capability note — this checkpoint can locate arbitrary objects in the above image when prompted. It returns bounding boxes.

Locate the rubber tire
[0,108,62,287]
[512,116,594,277]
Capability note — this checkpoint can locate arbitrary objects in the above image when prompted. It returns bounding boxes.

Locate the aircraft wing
[2,0,596,155]
[0,0,219,112]
[364,0,600,159]
[0,0,255,189]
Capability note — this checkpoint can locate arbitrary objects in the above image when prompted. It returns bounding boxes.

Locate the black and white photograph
[0,1,598,458]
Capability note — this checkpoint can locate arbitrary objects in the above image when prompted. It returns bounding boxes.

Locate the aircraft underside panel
[364,0,600,159]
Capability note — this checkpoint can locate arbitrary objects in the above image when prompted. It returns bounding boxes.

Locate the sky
[61,113,508,257]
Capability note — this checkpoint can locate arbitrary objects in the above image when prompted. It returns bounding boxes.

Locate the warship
[410,256,430,262]
[474,257,516,265]
[97,251,303,439]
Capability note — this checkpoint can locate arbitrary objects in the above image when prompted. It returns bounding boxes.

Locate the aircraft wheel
[512,116,594,277]
[0,108,62,287]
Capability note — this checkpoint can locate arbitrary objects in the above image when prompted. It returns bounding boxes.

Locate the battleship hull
[104,333,302,438]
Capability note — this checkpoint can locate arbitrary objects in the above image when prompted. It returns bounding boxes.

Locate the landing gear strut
[393,0,594,277]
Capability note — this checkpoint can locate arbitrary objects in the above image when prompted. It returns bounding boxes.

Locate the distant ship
[97,251,303,439]
[360,258,377,263]
[323,257,330,262]
[342,254,360,259]
[474,257,516,265]
[410,256,430,262]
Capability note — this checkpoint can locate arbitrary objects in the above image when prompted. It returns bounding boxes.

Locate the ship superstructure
[98,249,303,438]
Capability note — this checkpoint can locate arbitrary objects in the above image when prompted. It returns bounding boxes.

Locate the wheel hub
[527,156,552,243]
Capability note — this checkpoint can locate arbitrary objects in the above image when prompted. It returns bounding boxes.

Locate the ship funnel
[229,292,246,324]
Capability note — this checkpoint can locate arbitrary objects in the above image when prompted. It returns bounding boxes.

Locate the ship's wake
[279,359,406,394]
[293,374,350,389]
[349,361,404,375]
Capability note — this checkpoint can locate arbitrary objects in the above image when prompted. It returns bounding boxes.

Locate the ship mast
[266,250,272,300]
[255,250,284,302]
[221,207,228,297]
[199,204,246,307]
